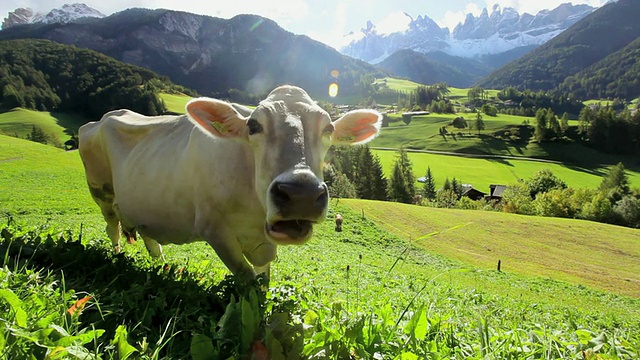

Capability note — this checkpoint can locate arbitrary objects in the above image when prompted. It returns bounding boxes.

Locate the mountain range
[479,0,640,98]
[340,3,595,63]
[0,7,382,99]
[1,2,639,101]
[1,3,105,29]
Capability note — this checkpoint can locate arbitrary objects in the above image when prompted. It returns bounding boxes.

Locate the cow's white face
[187,85,381,245]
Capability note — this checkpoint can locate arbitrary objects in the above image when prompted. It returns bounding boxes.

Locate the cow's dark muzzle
[266,180,328,244]
[271,181,328,219]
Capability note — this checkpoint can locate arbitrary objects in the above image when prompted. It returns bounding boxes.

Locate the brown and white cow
[79,85,381,278]
[335,214,344,232]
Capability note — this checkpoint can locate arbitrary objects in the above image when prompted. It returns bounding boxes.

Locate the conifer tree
[370,152,388,200]
[26,125,48,144]
[422,166,436,200]
[355,146,375,199]
[387,147,415,203]
[450,177,463,199]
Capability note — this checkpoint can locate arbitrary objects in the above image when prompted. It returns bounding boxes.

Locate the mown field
[341,199,640,297]
[1,134,640,358]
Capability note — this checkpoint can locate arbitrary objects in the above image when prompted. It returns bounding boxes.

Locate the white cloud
[438,3,483,31]
[375,11,412,35]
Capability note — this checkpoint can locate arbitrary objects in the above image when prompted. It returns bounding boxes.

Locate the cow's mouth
[266,219,313,244]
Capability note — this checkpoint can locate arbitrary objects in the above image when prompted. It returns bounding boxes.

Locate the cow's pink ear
[186,98,247,138]
[331,110,382,145]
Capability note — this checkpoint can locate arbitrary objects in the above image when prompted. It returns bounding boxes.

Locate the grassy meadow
[1,133,640,358]
[0,108,87,144]
[160,92,192,114]
[374,148,640,192]
[341,199,640,297]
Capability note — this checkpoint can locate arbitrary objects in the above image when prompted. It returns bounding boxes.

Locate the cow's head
[186,85,381,245]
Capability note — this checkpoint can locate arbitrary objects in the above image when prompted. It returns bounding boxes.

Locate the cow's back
[78,110,184,201]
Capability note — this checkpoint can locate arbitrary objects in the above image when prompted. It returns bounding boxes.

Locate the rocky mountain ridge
[1,3,105,29]
[0,8,382,99]
[341,3,596,63]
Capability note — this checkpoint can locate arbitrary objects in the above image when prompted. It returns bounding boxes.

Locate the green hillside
[159,93,191,114]
[0,39,190,118]
[0,108,87,143]
[373,148,640,192]
[342,199,640,297]
[377,49,481,88]
[371,112,640,168]
[560,36,640,99]
[0,93,191,146]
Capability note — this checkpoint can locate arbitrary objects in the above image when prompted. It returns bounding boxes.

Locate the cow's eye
[247,119,263,135]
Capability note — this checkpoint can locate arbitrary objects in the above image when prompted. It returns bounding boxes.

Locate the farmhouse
[461,185,486,200]
[486,184,508,201]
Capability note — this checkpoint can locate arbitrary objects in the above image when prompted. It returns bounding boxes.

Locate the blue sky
[1,1,607,49]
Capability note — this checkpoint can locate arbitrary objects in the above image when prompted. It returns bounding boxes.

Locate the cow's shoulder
[82,110,191,147]
[100,110,181,131]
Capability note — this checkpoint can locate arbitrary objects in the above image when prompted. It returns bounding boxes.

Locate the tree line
[496,87,584,117]
[0,39,196,119]
[577,105,640,154]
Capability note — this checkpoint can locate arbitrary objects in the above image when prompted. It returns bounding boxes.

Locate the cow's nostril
[272,183,291,205]
[316,185,328,206]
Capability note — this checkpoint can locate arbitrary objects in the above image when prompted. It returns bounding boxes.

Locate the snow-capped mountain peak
[2,3,105,30]
[341,3,596,62]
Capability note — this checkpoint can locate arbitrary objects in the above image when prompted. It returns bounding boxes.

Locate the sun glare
[328,82,339,97]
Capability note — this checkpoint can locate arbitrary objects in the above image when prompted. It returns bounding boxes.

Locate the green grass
[0,94,191,147]
[374,77,425,92]
[373,113,530,153]
[373,148,640,191]
[159,92,191,114]
[447,86,500,101]
[2,121,640,358]
[0,135,92,218]
[370,112,640,189]
[342,199,640,298]
[0,108,86,143]
[373,77,501,103]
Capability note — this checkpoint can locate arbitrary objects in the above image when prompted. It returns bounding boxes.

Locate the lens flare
[330,69,339,78]
[328,83,339,97]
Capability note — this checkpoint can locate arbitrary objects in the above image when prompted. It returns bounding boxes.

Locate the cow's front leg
[141,235,165,261]
[100,207,121,254]
[202,231,256,279]
[244,242,276,283]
